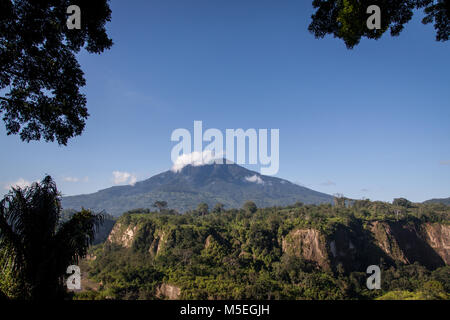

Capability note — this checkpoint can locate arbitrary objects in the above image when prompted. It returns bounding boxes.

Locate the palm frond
[54,209,104,268]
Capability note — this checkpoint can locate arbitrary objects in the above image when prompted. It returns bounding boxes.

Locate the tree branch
[0,97,12,103]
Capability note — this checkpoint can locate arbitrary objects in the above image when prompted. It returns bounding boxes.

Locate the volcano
[62,162,333,216]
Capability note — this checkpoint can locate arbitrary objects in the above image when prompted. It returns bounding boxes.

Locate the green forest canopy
[309,0,449,48]
[78,199,449,300]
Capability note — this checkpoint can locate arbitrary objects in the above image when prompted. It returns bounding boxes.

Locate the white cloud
[245,175,264,184]
[4,178,34,190]
[112,171,137,186]
[63,176,79,183]
[63,176,89,183]
[172,150,225,172]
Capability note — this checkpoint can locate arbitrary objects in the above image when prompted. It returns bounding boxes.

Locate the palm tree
[0,176,103,300]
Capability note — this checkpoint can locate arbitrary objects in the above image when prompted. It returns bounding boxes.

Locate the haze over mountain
[61,162,332,216]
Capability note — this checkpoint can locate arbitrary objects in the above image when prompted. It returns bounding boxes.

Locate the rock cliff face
[102,216,449,300]
[107,221,170,255]
[281,229,330,270]
[281,222,449,272]
[107,218,449,279]
[369,221,447,269]
[156,283,181,300]
[149,230,168,256]
[423,223,450,264]
[370,221,408,263]
[107,222,139,248]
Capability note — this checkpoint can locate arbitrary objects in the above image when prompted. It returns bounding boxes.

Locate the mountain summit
[62,162,332,216]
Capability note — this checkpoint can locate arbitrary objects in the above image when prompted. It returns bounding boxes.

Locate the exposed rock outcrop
[107,221,169,256]
[107,222,139,248]
[369,221,445,269]
[370,221,408,263]
[108,217,449,273]
[149,230,167,256]
[156,283,181,300]
[282,229,330,270]
[205,235,214,249]
[423,223,450,264]
[281,222,449,272]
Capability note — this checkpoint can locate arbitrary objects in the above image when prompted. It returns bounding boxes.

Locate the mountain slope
[424,197,450,206]
[62,162,333,215]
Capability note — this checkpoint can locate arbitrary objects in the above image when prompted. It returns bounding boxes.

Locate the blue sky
[1,0,449,202]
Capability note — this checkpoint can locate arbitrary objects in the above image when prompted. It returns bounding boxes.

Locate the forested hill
[62,162,333,215]
[77,200,450,300]
[425,197,450,206]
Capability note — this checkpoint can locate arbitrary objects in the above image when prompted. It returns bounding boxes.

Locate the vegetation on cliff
[76,199,449,300]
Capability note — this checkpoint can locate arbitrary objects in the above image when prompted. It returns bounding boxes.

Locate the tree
[0,176,103,300]
[197,202,209,216]
[0,0,113,144]
[393,197,412,208]
[212,203,225,213]
[333,194,349,208]
[243,201,258,214]
[422,280,447,299]
[153,201,168,212]
[308,0,449,49]
[293,201,304,208]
